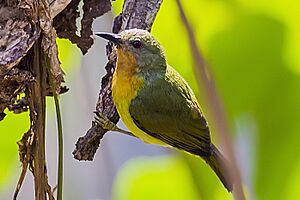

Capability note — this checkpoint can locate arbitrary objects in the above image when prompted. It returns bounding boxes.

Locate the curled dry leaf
[0,67,34,111]
[39,0,65,93]
[54,0,111,54]
[0,60,35,121]
[49,0,72,19]
[0,2,39,120]
[0,70,34,120]
[0,6,40,70]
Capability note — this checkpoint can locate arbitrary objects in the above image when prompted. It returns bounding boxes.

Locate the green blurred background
[0,0,299,199]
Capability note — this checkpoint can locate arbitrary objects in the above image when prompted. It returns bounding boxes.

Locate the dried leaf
[49,0,72,19]
[39,0,64,93]
[0,66,34,121]
[54,0,111,54]
[0,7,40,69]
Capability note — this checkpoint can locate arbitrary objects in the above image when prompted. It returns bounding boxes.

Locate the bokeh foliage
[0,111,29,194]
[112,0,300,200]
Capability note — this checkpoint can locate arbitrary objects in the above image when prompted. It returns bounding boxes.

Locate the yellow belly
[112,50,166,145]
[115,99,166,145]
[112,78,166,145]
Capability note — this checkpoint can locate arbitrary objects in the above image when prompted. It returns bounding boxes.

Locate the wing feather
[129,66,212,156]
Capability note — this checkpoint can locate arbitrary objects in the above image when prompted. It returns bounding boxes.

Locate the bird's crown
[96,29,166,70]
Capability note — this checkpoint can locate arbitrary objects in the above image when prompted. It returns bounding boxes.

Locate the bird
[95,28,233,192]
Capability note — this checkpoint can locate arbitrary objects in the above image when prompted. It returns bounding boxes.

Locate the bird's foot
[95,112,118,131]
[94,112,134,136]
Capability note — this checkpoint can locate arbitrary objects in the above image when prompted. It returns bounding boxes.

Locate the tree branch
[73,0,163,161]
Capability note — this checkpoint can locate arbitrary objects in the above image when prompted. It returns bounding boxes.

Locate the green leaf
[112,156,202,200]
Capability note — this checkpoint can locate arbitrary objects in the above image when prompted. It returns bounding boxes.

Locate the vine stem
[54,95,63,200]
[46,58,64,200]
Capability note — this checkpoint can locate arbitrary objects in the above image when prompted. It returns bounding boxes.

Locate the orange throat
[112,48,143,104]
[111,49,166,145]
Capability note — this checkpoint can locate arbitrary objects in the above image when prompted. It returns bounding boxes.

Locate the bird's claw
[94,112,118,131]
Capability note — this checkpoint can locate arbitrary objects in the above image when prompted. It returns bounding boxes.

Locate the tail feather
[202,144,234,192]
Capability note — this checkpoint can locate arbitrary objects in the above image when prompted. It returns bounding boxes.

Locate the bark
[73,0,163,161]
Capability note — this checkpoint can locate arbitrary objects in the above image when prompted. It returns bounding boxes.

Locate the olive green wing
[129,67,212,156]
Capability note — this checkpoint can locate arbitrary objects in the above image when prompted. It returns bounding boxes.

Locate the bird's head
[96,29,166,72]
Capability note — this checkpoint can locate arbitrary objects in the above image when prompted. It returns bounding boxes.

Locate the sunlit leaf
[112,156,201,200]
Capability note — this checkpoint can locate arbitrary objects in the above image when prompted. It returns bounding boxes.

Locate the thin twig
[13,131,34,200]
[175,0,245,199]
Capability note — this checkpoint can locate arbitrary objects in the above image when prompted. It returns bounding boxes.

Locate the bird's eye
[132,40,142,48]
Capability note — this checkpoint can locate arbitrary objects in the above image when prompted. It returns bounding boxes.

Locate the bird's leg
[94,112,134,137]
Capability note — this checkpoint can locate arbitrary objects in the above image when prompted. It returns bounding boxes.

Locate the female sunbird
[96,29,233,192]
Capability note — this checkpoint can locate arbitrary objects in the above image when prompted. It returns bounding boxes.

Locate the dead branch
[72,0,163,161]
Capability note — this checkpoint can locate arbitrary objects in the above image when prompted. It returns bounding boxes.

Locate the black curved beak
[95,32,122,45]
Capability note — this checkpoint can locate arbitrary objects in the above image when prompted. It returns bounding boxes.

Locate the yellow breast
[112,49,166,145]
